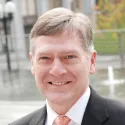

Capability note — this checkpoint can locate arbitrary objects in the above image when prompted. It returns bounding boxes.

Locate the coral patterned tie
[53,115,71,125]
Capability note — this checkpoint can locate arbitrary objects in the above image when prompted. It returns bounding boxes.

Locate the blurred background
[0,0,125,124]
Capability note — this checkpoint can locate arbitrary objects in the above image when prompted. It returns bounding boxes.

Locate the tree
[97,0,125,29]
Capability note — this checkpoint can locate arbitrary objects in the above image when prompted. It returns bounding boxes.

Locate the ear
[29,52,35,75]
[90,51,96,74]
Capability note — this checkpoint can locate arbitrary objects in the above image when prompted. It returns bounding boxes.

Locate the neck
[47,86,88,114]
[48,99,75,115]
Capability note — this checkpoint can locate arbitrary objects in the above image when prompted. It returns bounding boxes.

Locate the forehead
[33,32,85,55]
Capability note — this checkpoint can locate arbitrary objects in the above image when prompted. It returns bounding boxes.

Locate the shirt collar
[46,101,58,125]
[46,86,90,125]
[66,86,90,124]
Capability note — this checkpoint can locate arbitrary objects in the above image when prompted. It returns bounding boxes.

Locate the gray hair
[29,7,94,53]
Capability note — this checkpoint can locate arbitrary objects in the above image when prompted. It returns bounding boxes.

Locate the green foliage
[97,0,125,29]
[94,32,125,54]
[95,0,125,54]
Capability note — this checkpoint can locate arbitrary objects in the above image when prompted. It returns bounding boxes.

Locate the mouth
[48,81,71,86]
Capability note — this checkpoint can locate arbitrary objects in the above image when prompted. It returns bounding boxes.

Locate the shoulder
[104,97,125,112]
[9,106,46,125]
[90,87,125,124]
[91,86,125,112]
[104,97,125,124]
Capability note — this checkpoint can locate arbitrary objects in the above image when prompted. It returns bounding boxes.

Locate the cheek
[34,67,47,92]
[34,65,48,82]
[70,64,90,87]
[71,62,89,76]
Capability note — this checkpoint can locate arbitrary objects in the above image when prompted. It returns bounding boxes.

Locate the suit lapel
[29,105,47,125]
[29,87,109,125]
[81,87,109,125]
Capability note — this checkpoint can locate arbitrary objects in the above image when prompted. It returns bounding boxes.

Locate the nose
[49,59,67,77]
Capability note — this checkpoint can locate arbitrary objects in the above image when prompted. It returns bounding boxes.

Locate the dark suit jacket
[9,88,125,125]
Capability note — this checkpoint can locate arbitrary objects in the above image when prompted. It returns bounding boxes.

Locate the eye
[39,56,50,60]
[65,55,75,59]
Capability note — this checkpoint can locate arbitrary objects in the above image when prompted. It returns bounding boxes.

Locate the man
[9,7,125,125]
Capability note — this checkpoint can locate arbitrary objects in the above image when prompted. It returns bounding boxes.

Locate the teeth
[51,82,67,86]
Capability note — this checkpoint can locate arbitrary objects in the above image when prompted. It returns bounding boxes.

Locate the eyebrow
[36,52,50,57]
[36,51,79,57]
[62,50,79,55]
[36,48,80,54]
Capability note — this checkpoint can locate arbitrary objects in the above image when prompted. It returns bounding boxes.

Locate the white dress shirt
[45,86,90,125]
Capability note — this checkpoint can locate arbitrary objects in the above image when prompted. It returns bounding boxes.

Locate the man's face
[30,31,96,106]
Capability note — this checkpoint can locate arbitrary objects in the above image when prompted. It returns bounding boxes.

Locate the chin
[46,93,71,105]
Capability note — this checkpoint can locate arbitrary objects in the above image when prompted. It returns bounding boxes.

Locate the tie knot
[53,115,71,125]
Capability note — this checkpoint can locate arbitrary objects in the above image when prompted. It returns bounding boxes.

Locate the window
[21,0,37,16]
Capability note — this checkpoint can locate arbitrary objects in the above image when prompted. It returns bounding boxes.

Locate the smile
[48,81,71,86]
